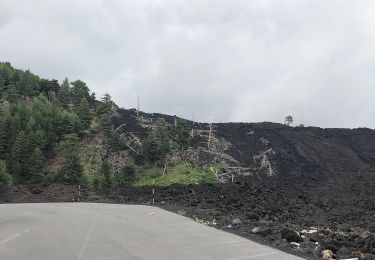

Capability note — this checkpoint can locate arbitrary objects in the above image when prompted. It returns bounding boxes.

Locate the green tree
[117,161,136,186]
[62,112,84,136]
[99,160,113,188]
[108,130,125,151]
[29,130,47,150]
[4,84,19,103]
[57,78,71,109]
[0,160,11,185]
[58,148,84,185]
[142,118,171,163]
[176,119,190,147]
[10,131,29,181]
[40,79,59,97]
[57,134,84,184]
[0,116,10,160]
[96,93,112,116]
[77,98,92,129]
[71,80,91,107]
[28,148,44,183]
[285,115,293,126]
[98,115,112,137]
[8,115,21,147]
[20,70,38,97]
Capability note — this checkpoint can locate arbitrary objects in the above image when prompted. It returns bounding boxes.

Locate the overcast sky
[1,0,375,128]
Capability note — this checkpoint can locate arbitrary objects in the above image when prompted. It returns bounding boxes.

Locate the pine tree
[21,70,38,97]
[0,117,10,160]
[117,161,136,186]
[108,130,125,151]
[29,130,47,150]
[0,160,11,185]
[58,148,84,185]
[71,80,91,107]
[142,118,171,163]
[57,78,71,109]
[100,160,113,188]
[77,98,92,129]
[10,131,28,181]
[8,115,21,148]
[62,112,84,136]
[28,148,44,183]
[176,119,190,147]
[98,115,112,137]
[0,73,4,90]
[96,93,112,116]
[4,84,20,103]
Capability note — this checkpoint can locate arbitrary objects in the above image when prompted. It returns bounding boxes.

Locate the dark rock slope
[114,108,375,181]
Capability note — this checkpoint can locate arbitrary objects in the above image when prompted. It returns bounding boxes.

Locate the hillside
[114,108,375,181]
[2,61,375,187]
[1,62,375,259]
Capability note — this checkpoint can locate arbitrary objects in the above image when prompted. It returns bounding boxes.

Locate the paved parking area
[0,203,303,260]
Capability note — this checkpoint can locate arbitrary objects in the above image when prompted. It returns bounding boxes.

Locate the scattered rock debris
[2,171,375,259]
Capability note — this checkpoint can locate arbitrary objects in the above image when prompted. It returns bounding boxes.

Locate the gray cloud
[1,0,375,128]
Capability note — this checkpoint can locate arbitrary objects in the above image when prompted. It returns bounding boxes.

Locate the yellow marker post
[152,180,155,205]
[78,185,81,202]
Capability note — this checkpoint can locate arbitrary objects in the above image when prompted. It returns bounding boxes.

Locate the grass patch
[134,162,216,186]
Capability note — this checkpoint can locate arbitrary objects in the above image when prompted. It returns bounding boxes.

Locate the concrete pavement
[0,203,304,260]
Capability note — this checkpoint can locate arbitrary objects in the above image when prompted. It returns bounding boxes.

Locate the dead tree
[208,123,212,149]
[253,148,276,176]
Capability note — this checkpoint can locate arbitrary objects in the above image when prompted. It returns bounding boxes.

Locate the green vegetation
[0,160,11,185]
[99,160,114,188]
[175,119,190,147]
[134,162,216,186]
[177,210,187,216]
[142,118,171,163]
[0,61,217,188]
[117,161,136,186]
[57,134,85,185]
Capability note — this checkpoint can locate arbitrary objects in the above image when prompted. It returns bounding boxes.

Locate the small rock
[335,246,351,259]
[258,227,272,237]
[246,212,260,220]
[281,228,303,242]
[352,251,364,260]
[364,253,375,260]
[160,201,166,205]
[252,227,260,233]
[231,218,242,225]
[251,226,272,237]
[301,229,317,234]
[321,249,333,260]
[290,242,300,248]
[29,186,43,194]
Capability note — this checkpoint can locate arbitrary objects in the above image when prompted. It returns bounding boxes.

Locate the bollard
[78,185,81,202]
[151,180,155,205]
[152,187,155,205]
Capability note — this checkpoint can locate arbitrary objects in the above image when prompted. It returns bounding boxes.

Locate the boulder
[280,228,303,242]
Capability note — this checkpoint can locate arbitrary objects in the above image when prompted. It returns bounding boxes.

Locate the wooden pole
[78,185,81,202]
[208,123,212,149]
[137,96,140,117]
[152,180,155,205]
